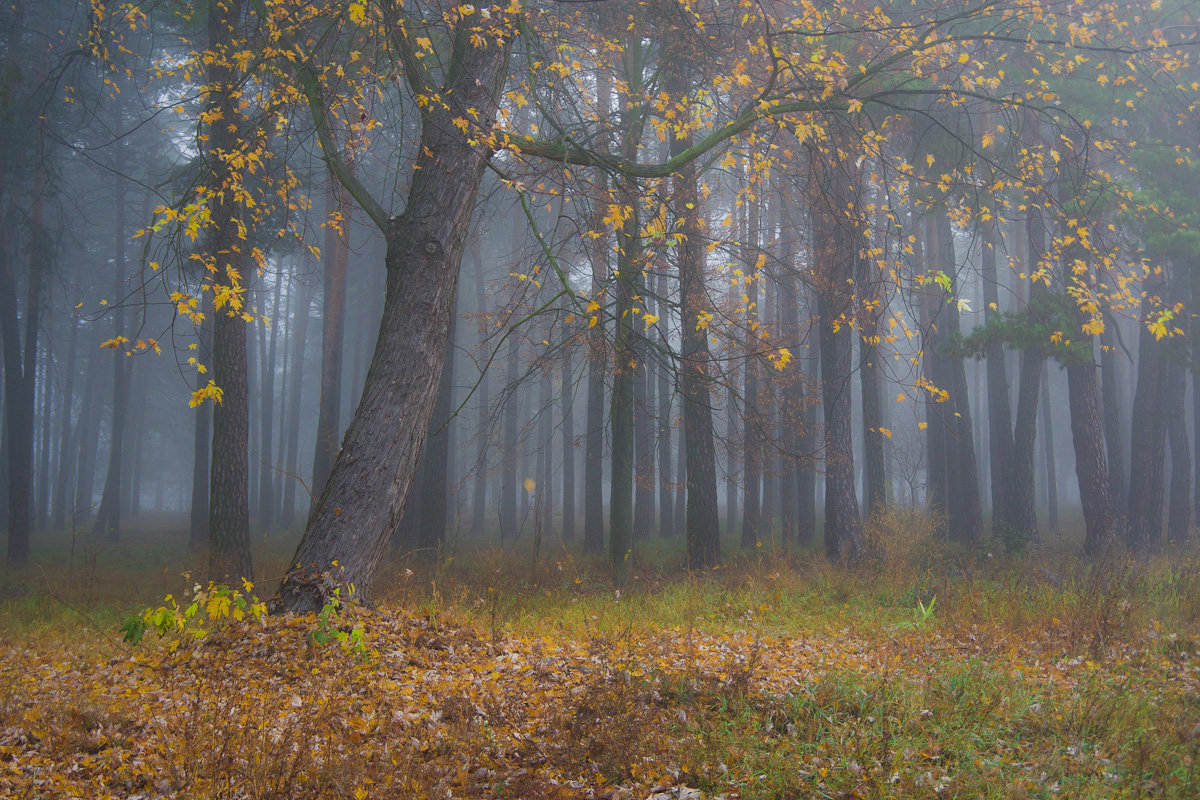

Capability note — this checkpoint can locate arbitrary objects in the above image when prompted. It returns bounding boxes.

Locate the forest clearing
[2,515,1200,799]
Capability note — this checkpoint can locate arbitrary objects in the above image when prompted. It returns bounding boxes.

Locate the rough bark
[609,181,638,583]
[204,0,253,584]
[278,23,510,610]
[674,148,720,569]
[1066,337,1117,556]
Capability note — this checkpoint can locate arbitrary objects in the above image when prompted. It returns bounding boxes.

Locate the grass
[2,508,1200,798]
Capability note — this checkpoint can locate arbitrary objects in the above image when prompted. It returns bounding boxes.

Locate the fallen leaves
[2,580,1199,799]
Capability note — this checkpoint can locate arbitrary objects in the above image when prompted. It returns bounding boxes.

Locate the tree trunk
[582,65,611,557]
[632,327,655,541]
[1040,374,1059,534]
[673,147,720,569]
[36,333,52,527]
[418,303,457,560]
[277,23,510,610]
[52,314,79,529]
[609,179,638,583]
[501,334,519,543]
[471,245,491,539]
[561,345,576,543]
[1066,336,1117,555]
[936,213,983,545]
[0,172,43,562]
[859,292,886,519]
[312,177,351,501]
[1127,272,1168,552]
[740,199,761,549]
[582,191,607,555]
[280,279,312,528]
[92,165,135,542]
[1100,311,1127,513]
[1165,353,1190,544]
[981,215,1015,533]
[73,349,103,526]
[258,275,282,530]
[809,143,863,562]
[204,0,253,584]
[656,273,674,540]
[1000,207,1047,550]
[797,341,818,546]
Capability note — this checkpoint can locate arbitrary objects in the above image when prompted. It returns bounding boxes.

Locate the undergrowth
[2,508,1199,799]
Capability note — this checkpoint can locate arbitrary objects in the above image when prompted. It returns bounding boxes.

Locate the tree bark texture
[674,152,720,569]
[278,24,510,610]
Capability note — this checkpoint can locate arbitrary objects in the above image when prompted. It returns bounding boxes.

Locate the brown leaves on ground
[2,593,1199,800]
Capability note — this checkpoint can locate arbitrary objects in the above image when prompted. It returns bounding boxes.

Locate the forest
[4,0,1200,797]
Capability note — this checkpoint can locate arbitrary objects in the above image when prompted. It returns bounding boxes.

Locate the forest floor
[2,511,1200,799]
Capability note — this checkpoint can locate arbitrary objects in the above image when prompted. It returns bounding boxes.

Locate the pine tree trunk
[74,349,103,525]
[937,213,983,545]
[1100,313,1127,513]
[52,314,78,529]
[470,246,490,539]
[656,274,674,540]
[561,346,576,543]
[312,178,351,501]
[93,169,133,543]
[1066,336,1117,555]
[258,276,282,530]
[501,335,519,543]
[632,330,655,541]
[36,335,52,527]
[0,173,43,562]
[280,279,312,528]
[809,143,863,562]
[1165,355,1191,544]
[1127,272,1168,552]
[609,175,639,584]
[418,302,457,560]
[981,215,1015,533]
[740,200,761,549]
[1041,375,1059,534]
[674,150,720,569]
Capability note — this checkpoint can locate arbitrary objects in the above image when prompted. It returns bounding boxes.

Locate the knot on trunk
[272,562,354,615]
